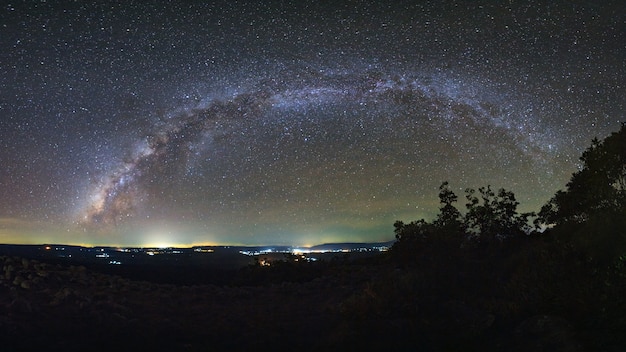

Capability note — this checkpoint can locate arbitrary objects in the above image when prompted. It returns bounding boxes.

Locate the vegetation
[342,123,626,350]
[391,123,625,260]
[537,123,626,266]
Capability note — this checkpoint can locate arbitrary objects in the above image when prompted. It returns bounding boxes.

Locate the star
[0,0,623,246]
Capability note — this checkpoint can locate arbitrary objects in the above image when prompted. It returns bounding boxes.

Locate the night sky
[1,1,624,247]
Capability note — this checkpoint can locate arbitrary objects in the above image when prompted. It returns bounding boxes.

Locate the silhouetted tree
[464,186,532,242]
[391,182,532,262]
[433,181,463,231]
[393,182,462,254]
[392,219,433,252]
[537,123,626,265]
[538,123,626,226]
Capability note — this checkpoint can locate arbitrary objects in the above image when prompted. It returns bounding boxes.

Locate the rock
[20,280,31,289]
[12,276,24,287]
[58,287,73,299]
[4,264,14,280]
[50,287,74,305]
[21,258,30,269]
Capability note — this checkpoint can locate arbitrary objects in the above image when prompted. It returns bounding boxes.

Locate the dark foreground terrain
[2,243,623,352]
[0,253,388,351]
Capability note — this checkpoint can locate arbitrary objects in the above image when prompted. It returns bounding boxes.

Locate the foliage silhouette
[464,185,534,242]
[379,124,626,350]
[538,122,626,226]
[537,123,626,266]
[392,181,532,261]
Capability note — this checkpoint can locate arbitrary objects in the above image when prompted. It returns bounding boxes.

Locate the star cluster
[1,1,624,246]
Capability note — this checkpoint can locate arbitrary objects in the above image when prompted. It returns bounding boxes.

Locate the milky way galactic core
[1,1,624,246]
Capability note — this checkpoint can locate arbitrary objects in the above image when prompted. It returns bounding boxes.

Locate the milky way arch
[75,69,553,231]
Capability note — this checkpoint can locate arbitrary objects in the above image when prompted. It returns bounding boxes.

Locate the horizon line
[0,239,396,249]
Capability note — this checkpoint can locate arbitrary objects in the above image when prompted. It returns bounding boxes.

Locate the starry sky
[1,1,624,247]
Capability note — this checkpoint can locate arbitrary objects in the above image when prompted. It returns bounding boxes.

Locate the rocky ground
[0,255,389,351]
[0,254,596,351]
